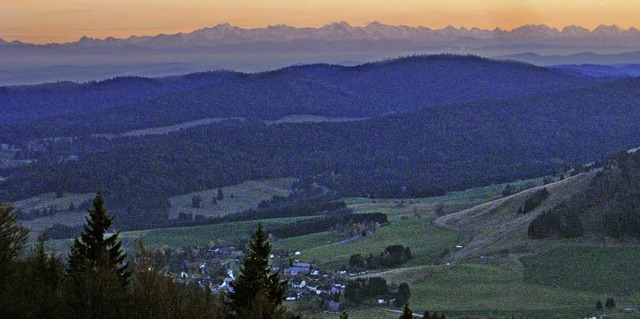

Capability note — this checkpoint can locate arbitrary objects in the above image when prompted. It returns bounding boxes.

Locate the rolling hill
[0,55,599,141]
[435,171,597,264]
[1,55,639,230]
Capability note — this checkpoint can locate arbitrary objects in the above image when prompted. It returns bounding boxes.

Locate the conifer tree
[394,282,411,307]
[67,192,130,286]
[0,203,29,285]
[20,233,67,318]
[0,203,30,318]
[605,297,616,309]
[227,224,287,319]
[399,303,415,319]
[66,193,130,318]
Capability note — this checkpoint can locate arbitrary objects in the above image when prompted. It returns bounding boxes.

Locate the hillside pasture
[264,114,367,125]
[272,231,350,252]
[12,192,95,213]
[118,217,308,248]
[521,246,640,295]
[13,192,95,239]
[344,176,545,222]
[168,178,296,218]
[357,263,616,319]
[91,117,245,139]
[435,172,596,263]
[297,215,465,270]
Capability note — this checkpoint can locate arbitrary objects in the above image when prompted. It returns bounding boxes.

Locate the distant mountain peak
[510,24,560,37]
[562,25,590,35]
[215,22,233,28]
[593,24,627,36]
[323,21,352,29]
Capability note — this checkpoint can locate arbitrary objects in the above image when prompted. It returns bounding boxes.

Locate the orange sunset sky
[1,0,639,44]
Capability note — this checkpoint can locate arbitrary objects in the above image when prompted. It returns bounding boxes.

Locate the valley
[2,54,640,318]
[32,167,640,318]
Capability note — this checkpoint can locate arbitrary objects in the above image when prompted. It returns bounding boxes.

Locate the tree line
[528,151,640,239]
[0,195,300,319]
[348,245,413,271]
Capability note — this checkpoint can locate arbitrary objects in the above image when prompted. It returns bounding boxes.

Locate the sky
[1,0,639,44]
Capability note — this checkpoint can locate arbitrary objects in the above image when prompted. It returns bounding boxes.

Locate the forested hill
[0,72,239,124]
[0,55,600,141]
[527,150,640,240]
[2,77,639,215]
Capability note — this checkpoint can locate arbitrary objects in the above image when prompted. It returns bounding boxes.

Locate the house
[377,298,394,305]
[315,284,333,295]
[292,261,311,268]
[285,291,298,301]
[212,278,234,293]
[286,266,310,276]
[290,279,306,289]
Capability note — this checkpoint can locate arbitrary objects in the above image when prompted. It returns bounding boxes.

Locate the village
[165,244,353,314]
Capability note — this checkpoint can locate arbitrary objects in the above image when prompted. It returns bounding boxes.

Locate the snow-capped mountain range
[2,22,640,48]
[1,22,640,86]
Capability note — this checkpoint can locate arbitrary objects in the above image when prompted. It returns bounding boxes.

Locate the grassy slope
[272,231,350,253]
[168,178,296,218]
[297,216,464,270]
[435,172,597,264]
[119,217,308,248]
[329,173,640,319]
[274,177,525,269]
[521,246,640,294]
[15,178,295,239]
[15,192,95,239]
[13,192,95,213]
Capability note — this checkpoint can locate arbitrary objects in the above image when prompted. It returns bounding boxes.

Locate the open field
[40,216,312,255]
[168,178,296,218]
[293,178,549,270]
[13,192,95,213]
[272,231,350,252]
[12,178,295,242]
[436,172,597,263]
[338,263,639,319]
[521,246,640,294]
[13,192,95,239]
[116,216,312,248]
[91,117,245,139]
[264,114,368,125]
[344,177,545,222]
[296,216,466,270]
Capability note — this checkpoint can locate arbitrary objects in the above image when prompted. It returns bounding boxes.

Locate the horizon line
[2,21,639,46]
